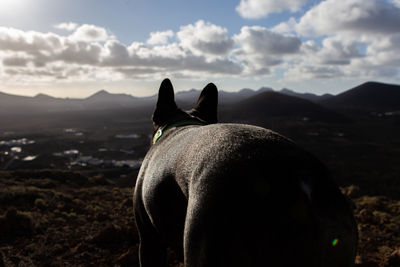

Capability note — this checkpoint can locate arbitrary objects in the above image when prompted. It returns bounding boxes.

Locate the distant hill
[0,91,51,114]
[0,90,152,115]
[321,81,400,111]
[34,93,56,100]
[219,87,273,105]
[2,81,399,119]
[171,86,273,108]
[224,91,349,123]
[83,90,141,109]
[279,88,333,103]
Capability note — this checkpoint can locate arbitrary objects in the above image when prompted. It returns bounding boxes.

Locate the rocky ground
[0,170,399,266]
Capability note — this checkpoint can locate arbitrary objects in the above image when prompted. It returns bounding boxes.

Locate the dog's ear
[192,83,218,123]
[152,78,178,125]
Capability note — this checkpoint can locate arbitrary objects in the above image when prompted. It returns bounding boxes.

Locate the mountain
[83,90,141,109]
[219,87,273,105]
[0,91,49,114]
[153,86,273,108]
[279,88,333,103]
[2,81,398,118]
[86,90,135,103]
[0,90,147,114]
[224,91,349,123]
[321,81,400,111]
[34,93,56,100]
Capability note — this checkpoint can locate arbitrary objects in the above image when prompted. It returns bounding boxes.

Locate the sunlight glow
[0,0,30,20]
[0,0,25,10]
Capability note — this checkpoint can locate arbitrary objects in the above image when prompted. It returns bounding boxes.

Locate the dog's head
[152,78,218,134]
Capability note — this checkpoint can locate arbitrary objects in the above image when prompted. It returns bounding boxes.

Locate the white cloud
[177,20,234,56]
[0,27,63,53]
[236,0,310,19]
[284,31,400,82]
[54,22,79,31]
[0,23,244,83]
[296,0,400,36]
[69,24,109,42]
[364,33,400,66]
[2,54,31,67]
[278,0,400,82]
[101,40,131,66]
[104,41,243,76]
[284,64,343,80]
[233,26,301,75]
[303,36,363,65]
[271,17,298,34]
[234,26,301,55]
[1,16,399,86]
[58,40,103,65]
[147,30,174,45]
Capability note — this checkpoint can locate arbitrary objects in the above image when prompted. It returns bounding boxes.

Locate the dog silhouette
[134,79,357,267]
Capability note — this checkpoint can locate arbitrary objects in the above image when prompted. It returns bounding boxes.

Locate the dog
[134,79,357,267]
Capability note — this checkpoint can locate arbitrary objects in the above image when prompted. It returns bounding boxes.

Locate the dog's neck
[152,119,206,144]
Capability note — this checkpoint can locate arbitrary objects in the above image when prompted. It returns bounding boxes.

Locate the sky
[0,0,399,98]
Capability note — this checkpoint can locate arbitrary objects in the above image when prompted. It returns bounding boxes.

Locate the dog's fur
[134,79,357,267]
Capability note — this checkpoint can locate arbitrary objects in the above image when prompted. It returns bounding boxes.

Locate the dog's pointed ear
[152,78,178,125]
[193,83,218,123]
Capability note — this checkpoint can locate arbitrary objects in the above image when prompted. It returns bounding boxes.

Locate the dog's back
[134,79,357,267]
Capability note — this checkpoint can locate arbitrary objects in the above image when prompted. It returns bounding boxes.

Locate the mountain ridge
[1,81,399,115]
[321,81,400,111]
[223,91,349,123]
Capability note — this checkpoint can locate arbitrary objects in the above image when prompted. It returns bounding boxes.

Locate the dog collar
[153,120,206,144]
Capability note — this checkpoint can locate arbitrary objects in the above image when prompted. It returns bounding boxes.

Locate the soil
[0,172,399,266]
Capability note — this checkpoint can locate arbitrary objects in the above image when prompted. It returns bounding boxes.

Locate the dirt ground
[0,171,399,267]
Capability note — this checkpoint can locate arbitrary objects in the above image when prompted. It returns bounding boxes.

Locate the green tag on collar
[153,129,163,144]
[152,120,205,144]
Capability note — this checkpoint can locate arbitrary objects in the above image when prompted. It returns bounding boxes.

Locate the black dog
[134,79,357,267]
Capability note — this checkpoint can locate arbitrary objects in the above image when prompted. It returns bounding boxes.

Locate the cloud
[285,32,400,82]
[271,17,297,34]
[54,22,79,31]
[232,26,301,75]
[58,40,103,65]
[236,0,310,19]
[69,24,109,42]
[284,65,343,80]
[0,27,103,67]
[363,33,400,66]
[147,30,174,45]
[301,36,363,65]
[296,0,400,36]
[1,17,399,86]
[0,27,62,53]
[0,22,244,84]
[103,41,243,76]
[177,20,234,56]
[277,0,400,82]
[2,54,31,67]
[234,26,301,55]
